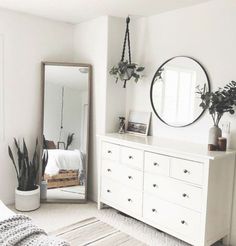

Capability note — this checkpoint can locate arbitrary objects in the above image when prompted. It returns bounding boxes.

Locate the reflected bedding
[45,149,84,177]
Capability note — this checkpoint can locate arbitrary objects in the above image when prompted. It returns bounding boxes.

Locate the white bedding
[0,201,15,221]
[45,149,83,176]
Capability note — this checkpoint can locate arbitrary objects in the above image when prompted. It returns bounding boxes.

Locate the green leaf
[136,67,145,72]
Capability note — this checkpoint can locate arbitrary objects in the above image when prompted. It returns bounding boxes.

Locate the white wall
[105,17,127,132]
[0,8,74,204]
[125,0,236,244]
[43,82,62,144]
[73,16,109,200]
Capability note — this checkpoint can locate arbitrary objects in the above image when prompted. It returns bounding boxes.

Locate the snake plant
[66,133,75,150]
[8,138,39,191]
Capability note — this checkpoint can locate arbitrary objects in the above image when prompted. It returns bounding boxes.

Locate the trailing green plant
[109,17,145,88]
[8,138,39,191]
[197,81,236,126]
[110,61,145,88]
[66,133,75,150]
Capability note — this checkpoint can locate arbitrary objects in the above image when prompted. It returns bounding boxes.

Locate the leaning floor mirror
[41,62,91,203]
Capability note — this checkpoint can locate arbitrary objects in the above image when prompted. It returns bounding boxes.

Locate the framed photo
[126,111,151,136]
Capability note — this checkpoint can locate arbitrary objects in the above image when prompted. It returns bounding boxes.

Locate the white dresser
[97,133,236,246]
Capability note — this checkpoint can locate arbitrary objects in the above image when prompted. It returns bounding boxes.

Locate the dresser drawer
[145,152,170,176]
[102,160,143,190]
[121,146,143,170]
[170,158,203,186]
[120,186,142,216]
[119,165,143,190]
[102,142,119,161]
[143,194,201,240]
[144,173,202,211]
[101,178,120,204]
[101,160,120,181]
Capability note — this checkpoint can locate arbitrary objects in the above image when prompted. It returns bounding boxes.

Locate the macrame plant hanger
[120,16,132,88]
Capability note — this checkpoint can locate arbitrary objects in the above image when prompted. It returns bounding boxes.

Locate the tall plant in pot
[197,81,236,148]
[8,138,40,211]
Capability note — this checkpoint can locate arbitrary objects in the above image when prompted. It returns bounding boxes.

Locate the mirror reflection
[42,63,90,201]
[150,56,210,127]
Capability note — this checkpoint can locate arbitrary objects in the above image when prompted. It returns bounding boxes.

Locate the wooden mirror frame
[41,61,92,203]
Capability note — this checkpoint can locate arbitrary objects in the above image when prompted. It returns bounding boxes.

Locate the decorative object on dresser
[127,111,151,136]
[97,133,236,246]
[42,62,91,203]
[109,16,144,88]
[8,138,40,211]
[150,56,210,127]
[118,117,126,134]
[197,81,236,150]
[222,121,231,149]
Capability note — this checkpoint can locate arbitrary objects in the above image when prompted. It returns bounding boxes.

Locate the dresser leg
[97,201,104,210]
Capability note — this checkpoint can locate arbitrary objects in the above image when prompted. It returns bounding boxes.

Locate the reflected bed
[44,149,85,189]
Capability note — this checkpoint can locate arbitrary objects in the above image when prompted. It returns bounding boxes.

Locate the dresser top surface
[98,133,236,160]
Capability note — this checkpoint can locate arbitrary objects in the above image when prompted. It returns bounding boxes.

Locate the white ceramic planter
[15,185,40,212]
[40,180,47,200]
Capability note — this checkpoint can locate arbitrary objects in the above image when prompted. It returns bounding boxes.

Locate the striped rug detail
[51,217,146,246]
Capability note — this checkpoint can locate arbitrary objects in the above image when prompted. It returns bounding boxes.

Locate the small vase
[208,125,222,147]
[40,180,47,200]
[118,117,126,134]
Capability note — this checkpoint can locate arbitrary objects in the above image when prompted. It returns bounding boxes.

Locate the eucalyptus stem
[211,113,216,126]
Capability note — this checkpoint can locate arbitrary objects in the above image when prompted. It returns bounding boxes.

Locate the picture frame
[126,111,151,136]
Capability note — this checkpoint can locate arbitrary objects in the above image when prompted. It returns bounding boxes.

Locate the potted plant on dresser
[197,81,236,149]
[8,138,40,211]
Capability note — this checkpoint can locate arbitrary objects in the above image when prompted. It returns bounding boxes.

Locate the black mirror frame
[150,56,211,128]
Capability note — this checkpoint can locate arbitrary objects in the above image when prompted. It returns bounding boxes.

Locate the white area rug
[97,208,190,246]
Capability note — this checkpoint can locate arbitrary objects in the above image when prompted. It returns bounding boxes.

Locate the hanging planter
[109,17,145,88]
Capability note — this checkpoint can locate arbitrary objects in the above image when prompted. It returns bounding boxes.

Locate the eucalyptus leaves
[197,81,236,126]
[110,61,144,88]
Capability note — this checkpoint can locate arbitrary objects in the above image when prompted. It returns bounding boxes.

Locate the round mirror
[150,56,210,127]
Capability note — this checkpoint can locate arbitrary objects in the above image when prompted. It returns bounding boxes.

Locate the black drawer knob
[107,189,111,193]
[107,169,111,172]
[107,150,112,154]
[153,184,158,188]
[129,156,133,159]
[153,162,159,166]
[182,193,187,198]
[128,176,132,179]
[181,220,186,224]
[183,169,190,174]
[128,198,132,202]
[152,208,156,212]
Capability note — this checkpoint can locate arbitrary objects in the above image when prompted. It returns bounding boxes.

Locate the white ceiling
[0,0,213,24]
